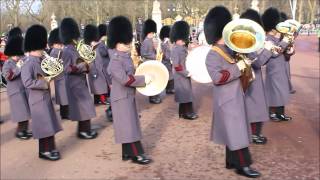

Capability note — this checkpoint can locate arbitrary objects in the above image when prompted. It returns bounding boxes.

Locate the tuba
[74,39,96,64]
[276,19,301,44]
[222,18,265,91]
[155,37,163,62]
[41,51,64,82]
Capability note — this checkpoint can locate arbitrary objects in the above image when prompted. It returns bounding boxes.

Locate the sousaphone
[135,61,169,96]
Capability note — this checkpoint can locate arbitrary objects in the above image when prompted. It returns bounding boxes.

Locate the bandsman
[159,25,174,94]
[3,32,31,140]
[204,6,260,178]
[48,28,69,119]
[140,19,162,104]
[21,25,62,160]
[60,17,98,139]
[107,16,152,165]
[262,8,292,122]
[240,9,271,144]
[170,20,198,120]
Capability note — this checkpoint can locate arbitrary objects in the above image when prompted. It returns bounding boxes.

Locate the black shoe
[166,89,175,94]
[78,131,98,139]
[270,113,281,122]
[179,112,198,120]
[106,109,113,122]
[290,90,296,94]
[149,98,161,104]
[131,154,152,165]
[278,114,292,121]
[15,130,32,140]
[39,150,60,161]
[252,135,267,144]
[122,154,131,161]
[236,167,261,178]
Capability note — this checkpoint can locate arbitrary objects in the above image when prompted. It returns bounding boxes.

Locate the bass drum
[186,45,212,83]
[135,61,169,96]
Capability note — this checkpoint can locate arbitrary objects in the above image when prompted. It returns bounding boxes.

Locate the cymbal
[135,60,169,96]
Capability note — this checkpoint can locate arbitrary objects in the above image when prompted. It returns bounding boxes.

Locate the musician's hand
[44,76,52,82]
[145,75,152,85]
[244,59,252,65]
[264,41,274,51]
[236,61,246,71]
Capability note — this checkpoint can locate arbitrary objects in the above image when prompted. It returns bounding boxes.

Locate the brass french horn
[74,39,96,64]
[222,18,265,91]
[41,51,64,82]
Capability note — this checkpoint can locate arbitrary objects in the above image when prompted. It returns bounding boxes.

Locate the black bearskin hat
[240,9,263,26]
[160,25,171,41]
[4,36,24,56]
[142,19,157,40]
[24,24,47,52]
[262,7,280,32]
[280,12,288,22]
[8,27,22,40]
[60,17,80,44]
[107,16,133,49]
[98,24,107,39]
[204,6,232,45]
[83,24,99,45]
[170,21,190,43]
[48,28,62,47]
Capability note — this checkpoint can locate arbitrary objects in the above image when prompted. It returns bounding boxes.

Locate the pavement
[0,35,319,180]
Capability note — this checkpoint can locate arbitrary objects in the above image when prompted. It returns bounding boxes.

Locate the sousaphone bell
[135,61,169,96]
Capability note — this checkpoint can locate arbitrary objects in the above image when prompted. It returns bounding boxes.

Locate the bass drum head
[135,60,169,96]
[186,45,212,83]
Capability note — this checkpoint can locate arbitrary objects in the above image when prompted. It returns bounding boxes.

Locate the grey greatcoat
[62,44,96,121]
[264,35,290,107]
[245,49,273,123]
[50,48,68,106]
[171,44,193,103]
[140,37,156,61]
[3,58,30,123]
[161,40,173,80]
[107,49,146,144]
[205,45,251,151]
[88,42,111,95]
[21,56,62,139]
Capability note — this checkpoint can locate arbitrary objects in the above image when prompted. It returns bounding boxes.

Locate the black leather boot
[236,167,261,178]
[131,154,152,165]
[78,120,98,139]
[78,131,98,139]
[105,107,113,122]
[270,113,281,122]
[39,150,60,161]
[15,130,32,140]
[278,114,292,121]
[149,96,161,104]
[252,135,267,144]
